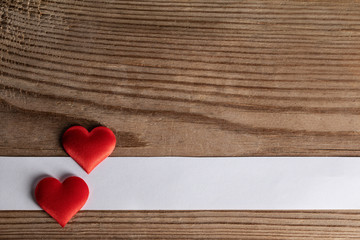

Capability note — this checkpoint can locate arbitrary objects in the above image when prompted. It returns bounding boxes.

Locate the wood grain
[3,0,360,156]
[3,210,360,239]
[2,0,360,239]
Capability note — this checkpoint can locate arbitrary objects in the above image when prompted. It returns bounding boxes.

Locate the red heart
[62,126,116,174]
[35,176,89,227]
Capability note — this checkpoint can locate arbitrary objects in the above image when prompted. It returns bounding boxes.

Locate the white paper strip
[1,157,360,210]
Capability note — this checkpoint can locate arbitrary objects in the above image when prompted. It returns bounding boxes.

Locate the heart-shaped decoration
[62,126,116,174]
[35,176,89,227]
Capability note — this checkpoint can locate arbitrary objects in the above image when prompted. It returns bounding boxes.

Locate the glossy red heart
[35,176,89,227]
[62,126,116,174]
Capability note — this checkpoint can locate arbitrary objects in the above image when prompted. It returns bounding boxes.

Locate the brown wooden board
[1,210,360,239]
[2,0,360,238]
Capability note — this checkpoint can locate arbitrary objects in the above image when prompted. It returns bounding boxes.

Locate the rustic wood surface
[3,210,360,239]
[2,0,360,239]
[3,0,360,157]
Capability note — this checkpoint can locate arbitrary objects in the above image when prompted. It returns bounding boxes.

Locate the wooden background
[2,0,360,238]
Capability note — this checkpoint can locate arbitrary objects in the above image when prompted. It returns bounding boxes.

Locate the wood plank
[2,210,360,239]
[2,0,360,239]
[3,0,360,156]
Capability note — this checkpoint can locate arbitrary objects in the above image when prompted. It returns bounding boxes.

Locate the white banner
[1,157,360,210]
